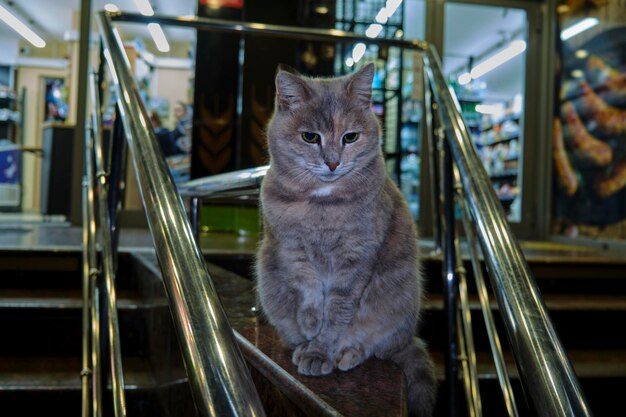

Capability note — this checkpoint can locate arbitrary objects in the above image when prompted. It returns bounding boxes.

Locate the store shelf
[498,195,517,203]
[490,170,517,180]
[478,135,519,147]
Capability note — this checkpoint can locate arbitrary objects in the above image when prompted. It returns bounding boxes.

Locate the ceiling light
[575,49,589,59]
[352,43,366,63]
[476,103,504,117]
[104,3,120,12]
[133,0,154,16]
[375,9,388,24]
[512,94,523,114]
[561,18,598,41]
[470,40,526,79]
[375,0,403,24]
[314,6,329,15]
[0,4,46,48]
[147,23,170,52]
[385,0,403,17]
[365,24,383,38]
[345,57,354,67]
[458,72,471,85]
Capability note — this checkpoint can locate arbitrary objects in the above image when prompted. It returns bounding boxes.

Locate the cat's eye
[301,132,320,144]
[342,132,360,144]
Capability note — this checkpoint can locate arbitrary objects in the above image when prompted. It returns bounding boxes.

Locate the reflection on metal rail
[423,48,592,416]
[93,9,592,417]
[97,11,266,417]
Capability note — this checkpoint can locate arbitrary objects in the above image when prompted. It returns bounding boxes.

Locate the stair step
[0,307,152,357]
[0,357,157,390]
[439,350,626,380]
[0,289,156,310]
[0,251,139,291]
[425,294,626,311]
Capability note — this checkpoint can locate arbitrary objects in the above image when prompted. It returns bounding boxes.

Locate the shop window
[552,0,626,241]
[443,3,528,222]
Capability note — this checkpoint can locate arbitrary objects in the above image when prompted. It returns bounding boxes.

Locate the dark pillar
[71,0,92,225]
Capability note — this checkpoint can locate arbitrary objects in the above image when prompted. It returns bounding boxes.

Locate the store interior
[0,0,623,241]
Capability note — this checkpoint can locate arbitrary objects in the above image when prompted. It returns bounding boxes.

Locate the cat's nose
[326,161,340,172]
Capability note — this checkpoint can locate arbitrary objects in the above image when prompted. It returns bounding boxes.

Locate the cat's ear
[346,62,375,108]
[275,67,311,112]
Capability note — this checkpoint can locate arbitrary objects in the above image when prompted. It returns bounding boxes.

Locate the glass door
[442,3,529,223]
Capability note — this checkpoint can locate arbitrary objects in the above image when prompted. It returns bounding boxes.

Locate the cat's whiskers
[286,166,315,187]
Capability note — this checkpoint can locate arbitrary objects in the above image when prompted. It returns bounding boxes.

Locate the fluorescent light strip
[458,73,471,85]
[148,23,170,53]
[352,43,366,63]
[365,24,383,38]
[560,17,599,41]
[470,40,526,79]
[475,103,504,115]
[133,0,154,16]
[104,3,120,12]
[0,4,45,48]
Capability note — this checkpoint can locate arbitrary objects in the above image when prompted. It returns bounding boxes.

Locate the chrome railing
[95,10,266,417]
[81,69,127,417]
[423,47,592,416]
[85,9,593,417]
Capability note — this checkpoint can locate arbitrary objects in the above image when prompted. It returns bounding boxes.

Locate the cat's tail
[389,337,437,417]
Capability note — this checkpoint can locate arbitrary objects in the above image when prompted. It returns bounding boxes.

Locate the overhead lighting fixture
[575,49,589,59]
[512,94,523,114]
[147,23,170,53]
[476,103,504,117]
[0,4,46,48]
[133,0,154,16]
[458,72,471,86]
[470,40,526,79]
[365,24,383,38]
[375,9,388,24]
[104,3,120,12]
[561,17,598,41]
[375,0,403,24]
[345,57,355,67]
[352,43,366,64]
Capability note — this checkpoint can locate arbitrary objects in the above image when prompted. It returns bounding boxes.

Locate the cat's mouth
[316,170,350,182]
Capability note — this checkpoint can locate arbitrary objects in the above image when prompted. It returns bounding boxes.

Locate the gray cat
[256,63,436,417]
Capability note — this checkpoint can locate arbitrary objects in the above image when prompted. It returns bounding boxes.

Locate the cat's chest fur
[262,181,388,268]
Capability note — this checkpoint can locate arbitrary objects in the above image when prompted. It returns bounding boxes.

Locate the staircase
[1,226,624,416]
[0,246,195,416]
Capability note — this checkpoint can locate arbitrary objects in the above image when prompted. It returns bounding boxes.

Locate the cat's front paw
[336,346,366,371]
[297,307,323,340]
[292,343,334,376]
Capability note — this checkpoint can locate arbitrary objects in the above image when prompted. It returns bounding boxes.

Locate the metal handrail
[91,71,128,417]
[178,165,269,198]
[97,10,591,417]
[97,11,266,417]
[81,120,95,417]
[423,48,592,416]
[87,71,106,417]
[81,69,120,417]
[456,167,519,417]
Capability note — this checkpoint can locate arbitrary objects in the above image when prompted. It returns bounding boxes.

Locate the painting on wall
[552,0,626,240]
